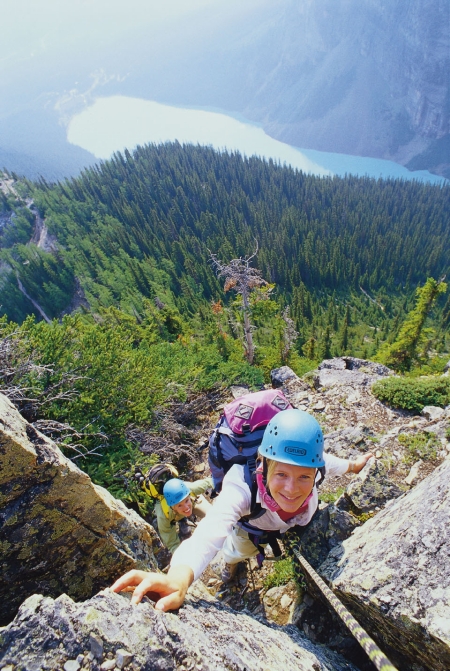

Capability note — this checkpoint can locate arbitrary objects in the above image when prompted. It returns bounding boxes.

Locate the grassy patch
[398,431,440,464]
[319,486,346,503]
[263,558,296,590]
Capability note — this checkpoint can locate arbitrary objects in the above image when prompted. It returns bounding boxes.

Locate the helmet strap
[262,457,268,482]
[315,466,326,489]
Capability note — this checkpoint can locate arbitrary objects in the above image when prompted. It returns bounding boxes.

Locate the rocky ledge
[0,393,165,626]
[0,585,359,671]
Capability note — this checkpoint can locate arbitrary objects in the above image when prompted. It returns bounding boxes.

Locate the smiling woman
[267,461,316,513]
[111,409,374,610]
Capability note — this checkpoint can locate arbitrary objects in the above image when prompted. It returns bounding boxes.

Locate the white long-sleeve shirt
[171,453,348,580]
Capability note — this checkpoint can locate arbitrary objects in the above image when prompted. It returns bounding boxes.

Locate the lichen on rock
[321,459,450,671]
[0,393,164,626]
[0,588,359,671]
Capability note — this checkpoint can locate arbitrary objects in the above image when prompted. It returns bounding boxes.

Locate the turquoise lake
[67,96,447,185]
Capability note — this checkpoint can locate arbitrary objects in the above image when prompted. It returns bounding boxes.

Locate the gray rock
[263,585,286,614]
[344,458,405,513]
[0,588,358,671]
[404,460,422,486]
[324,424,374,459]
[421,406,445,421]
[293,503,359,570]
[270,366,298,388]
[273,372,311,401]
[321,459,450,671]
[116,649,133,669]
[229,385,250,399]
[0,393,164,626]
[317,357,392,388]
[100,661,116,671]
[64,661,81,671]
[90,632,104,660]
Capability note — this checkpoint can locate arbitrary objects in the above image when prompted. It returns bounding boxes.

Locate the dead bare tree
[32,419,108,460]
[281,306,299,362]
[210,242,270,364]
[0,331,91,459]
[126,386,226,473]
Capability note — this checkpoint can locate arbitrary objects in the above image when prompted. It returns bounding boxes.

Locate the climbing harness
[290,546,398,671]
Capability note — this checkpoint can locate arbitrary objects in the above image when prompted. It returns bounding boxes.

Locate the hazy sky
[0,0,264,68]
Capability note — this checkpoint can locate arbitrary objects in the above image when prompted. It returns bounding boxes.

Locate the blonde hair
[265,457,277,483]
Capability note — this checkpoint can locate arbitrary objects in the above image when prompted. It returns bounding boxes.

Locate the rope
[290,547,398,671]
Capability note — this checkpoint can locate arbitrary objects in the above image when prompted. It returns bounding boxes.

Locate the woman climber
[111,409,373,611]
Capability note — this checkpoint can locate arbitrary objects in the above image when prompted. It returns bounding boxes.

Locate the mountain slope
[147,0,449,177]
[1,143,449,326]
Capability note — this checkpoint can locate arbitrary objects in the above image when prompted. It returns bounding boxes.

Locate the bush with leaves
[0,309,263,493]
[372,375,450,413]
[263,558,296,590]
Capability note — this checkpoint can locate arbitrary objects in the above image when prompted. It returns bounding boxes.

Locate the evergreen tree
[339,318,349,354]
[302,337,316,360]
[319,326,332,360]
[376,278,447,371]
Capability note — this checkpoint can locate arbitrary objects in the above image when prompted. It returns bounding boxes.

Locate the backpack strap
[245,457,258,507]
[211,417,231,474]
[238,458,265,528]
[239,461,283,559]
[160,497,172,519]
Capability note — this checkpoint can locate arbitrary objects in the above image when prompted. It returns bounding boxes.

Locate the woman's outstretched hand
[348,452,375,474]
[110,565,194,612]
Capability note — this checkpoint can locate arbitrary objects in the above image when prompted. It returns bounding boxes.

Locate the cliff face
[321,459,450,671]
[231,0,449,176]
[151,0,448,177]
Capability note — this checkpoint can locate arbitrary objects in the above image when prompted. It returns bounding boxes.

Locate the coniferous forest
[1,142,449,495]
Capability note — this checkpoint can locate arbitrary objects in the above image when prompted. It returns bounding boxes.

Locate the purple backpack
[208,389,292,491]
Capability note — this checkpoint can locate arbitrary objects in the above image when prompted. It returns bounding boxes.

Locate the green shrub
[372,376,450,413]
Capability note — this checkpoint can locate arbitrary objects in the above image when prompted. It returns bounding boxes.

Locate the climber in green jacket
[156,476,213,553]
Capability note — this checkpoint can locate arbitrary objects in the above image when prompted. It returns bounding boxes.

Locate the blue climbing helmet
[163,478,191,507]
[259,408,325,468]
